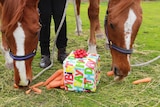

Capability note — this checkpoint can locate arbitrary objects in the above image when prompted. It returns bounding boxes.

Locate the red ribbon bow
[74,49,88,58]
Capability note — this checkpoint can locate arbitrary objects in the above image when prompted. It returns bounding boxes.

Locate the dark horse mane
[1,0,26,36]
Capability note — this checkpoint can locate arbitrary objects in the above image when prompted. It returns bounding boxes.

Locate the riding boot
[57,47,68,64]
[39,55,51,68]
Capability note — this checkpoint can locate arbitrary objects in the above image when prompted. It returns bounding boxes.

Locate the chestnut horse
[0,0,40,86]
[105,0,142,80]
[75,0,104,39]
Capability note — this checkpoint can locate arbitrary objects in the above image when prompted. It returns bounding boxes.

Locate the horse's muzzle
[113,66,125,81]
[18,79,30,87]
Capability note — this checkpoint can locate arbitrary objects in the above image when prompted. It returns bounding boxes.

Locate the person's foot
[39,55,51,68]
[58,47,68,64]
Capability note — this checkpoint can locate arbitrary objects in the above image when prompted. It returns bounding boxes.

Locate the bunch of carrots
[106,71,152,85]
[19,70,152,94]
[25,69,65,94]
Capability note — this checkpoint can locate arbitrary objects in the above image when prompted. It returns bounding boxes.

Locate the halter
[8,24,40,61]
[104,10,133,54]
[9,49,36,61]
[108,41,133,54]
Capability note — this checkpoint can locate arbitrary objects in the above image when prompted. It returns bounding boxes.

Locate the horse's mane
[1,0,26,36]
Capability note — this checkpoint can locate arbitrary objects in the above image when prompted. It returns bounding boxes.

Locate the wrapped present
[63,49,100,92]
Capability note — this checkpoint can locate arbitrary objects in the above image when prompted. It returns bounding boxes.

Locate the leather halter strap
[9,50,36,61]
[105,10,133,54]
[108,41,133,54]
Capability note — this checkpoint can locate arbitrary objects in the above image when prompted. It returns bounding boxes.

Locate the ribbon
[74,49,88,58]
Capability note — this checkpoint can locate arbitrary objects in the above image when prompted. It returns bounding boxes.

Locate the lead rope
[33,0,69,81]
[131,55,160,67]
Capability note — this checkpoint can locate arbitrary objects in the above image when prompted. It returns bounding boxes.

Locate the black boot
[39,55,51,68]
[58,47,68,64]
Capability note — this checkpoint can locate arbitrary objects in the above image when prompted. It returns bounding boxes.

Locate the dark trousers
[38,0,68,56]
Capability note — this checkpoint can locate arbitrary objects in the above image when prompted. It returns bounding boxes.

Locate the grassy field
[0,1,160,107]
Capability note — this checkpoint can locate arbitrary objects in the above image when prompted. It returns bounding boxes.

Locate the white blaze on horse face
[13,22,29,86]
[124,9,137,64]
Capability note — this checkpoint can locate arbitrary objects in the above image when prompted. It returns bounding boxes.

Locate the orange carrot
[60,85,65,89]
[30,82,44,88]
[43,69,63,86]
[46,80,61,90]
[54,74,63,81]
[107,71,114,76]
[132,77,152,85]
[25,89,32,94]
[60,78,64,86]
[32,87,42,94]
[13,84,19,88]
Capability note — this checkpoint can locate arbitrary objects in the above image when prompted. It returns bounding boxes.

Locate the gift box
[63,50,101,92]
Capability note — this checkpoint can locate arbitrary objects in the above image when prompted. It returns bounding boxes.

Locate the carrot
[30,82,44,88]
[13,84,19,88]
[60,78,64,86]
[107,71,114,76]
[32,87,42,94]
[132,77,152,85]
[46,80,61,90]
[25,89,32,94]
[43,69,63,86]
[60,85,65,89]
[54,74,63,81]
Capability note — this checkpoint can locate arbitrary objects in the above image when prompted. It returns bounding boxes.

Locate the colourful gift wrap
[63,50,101,92]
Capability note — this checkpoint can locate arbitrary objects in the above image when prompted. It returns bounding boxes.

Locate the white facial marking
[124,9,137,64]
[13,22,28,86]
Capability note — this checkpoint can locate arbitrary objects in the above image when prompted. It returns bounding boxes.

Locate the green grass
[0,1,160,107]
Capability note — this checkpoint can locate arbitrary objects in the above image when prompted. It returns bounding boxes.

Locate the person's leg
[39,14,51,56]
[52,0,68,63]
[38,0,52,68]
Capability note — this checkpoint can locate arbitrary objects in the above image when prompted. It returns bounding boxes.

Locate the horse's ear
[0,0,5,5]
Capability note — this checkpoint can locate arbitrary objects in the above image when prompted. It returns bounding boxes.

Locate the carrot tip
[32,87,42,94]
[25,89,31,94]
[13,84,19,88]
[106,71,114,76]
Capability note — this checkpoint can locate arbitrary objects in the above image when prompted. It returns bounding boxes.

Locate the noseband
[105,11,133,54]
[9,49,36,61]
[107,41,133,54]
[5,28,40,61]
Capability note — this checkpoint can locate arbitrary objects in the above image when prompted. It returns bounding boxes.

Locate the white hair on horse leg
[13,22,29,86]
[0,42,13,69]
[87,40,97,54]
[124,9,137,64]
[75,15,82,33]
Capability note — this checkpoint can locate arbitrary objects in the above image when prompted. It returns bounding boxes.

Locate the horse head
[105,0,142,80]
[0,0,40,87]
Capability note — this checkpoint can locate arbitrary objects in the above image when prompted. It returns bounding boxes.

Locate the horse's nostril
[28,79,31,86]
[113,67,119,76]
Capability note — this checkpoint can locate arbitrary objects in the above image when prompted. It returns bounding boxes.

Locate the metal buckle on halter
[108,41,133,54]
[9,49,37,61]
